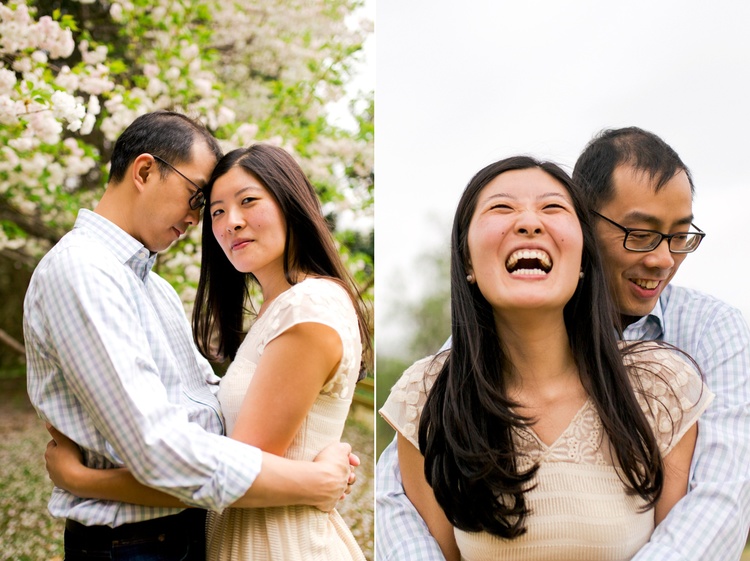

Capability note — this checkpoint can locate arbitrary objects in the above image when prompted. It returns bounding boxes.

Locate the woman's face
[466,167,584,319]
[209,165,287,281]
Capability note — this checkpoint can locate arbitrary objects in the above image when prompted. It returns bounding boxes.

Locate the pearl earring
[466,273,475,283]
[579,270,585,279]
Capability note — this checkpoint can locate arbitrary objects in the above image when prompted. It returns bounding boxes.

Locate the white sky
[374,0,750,356]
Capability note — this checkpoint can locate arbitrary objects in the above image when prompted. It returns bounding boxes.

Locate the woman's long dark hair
[419,156,664,538]
[192,144,371,378]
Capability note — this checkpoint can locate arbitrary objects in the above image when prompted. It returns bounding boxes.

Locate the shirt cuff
[189,440,262,511]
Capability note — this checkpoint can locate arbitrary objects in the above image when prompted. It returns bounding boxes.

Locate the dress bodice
[380,343,713,561]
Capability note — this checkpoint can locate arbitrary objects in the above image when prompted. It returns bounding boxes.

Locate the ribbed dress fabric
[380,343,713,561]
[206,278,366,560]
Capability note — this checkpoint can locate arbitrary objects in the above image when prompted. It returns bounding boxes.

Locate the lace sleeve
[259,278,361,398]
[626,343,715,457]
[379,353,447,449]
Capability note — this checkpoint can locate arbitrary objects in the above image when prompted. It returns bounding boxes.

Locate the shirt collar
[622,296,665,340]
[74,209,157,280]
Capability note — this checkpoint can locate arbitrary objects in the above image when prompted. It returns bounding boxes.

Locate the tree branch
[0,202,66,245]
[0,328,25,358]
[0,248,39,271]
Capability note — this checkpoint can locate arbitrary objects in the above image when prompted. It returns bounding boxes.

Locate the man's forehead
[609,165,691,199]
[604,164,694,226]
[612,164,666,188]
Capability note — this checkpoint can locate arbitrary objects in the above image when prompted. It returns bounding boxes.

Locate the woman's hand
[311,442,357,512]
[45,424,85,493]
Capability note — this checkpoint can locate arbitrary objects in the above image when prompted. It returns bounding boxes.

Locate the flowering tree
[0,0,373,365]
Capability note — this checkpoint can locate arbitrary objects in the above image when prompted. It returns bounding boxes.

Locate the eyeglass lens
[625,231,702,253]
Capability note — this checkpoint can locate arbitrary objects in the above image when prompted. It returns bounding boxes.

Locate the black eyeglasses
[150,154,206,211]
[592,211,705,254]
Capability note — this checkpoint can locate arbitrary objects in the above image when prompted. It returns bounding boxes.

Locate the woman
[380,156,711,561]
[47,144,370,560]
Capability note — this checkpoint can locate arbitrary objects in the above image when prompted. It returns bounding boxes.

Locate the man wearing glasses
[376,127,750,560]
[25,111,354,560]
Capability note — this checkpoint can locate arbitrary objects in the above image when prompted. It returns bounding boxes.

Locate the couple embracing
[26,111,370,560]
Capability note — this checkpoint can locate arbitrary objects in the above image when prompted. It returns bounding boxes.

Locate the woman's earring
[579,270,585,279]
[466,272,475,283]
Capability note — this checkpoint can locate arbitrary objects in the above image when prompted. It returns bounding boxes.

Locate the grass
[0,375,374,561]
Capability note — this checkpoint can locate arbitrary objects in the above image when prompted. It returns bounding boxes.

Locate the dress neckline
[517,397,593,451]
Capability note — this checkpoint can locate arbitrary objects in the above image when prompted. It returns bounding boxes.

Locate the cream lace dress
[380,343,713,561]
[206,278,366,561]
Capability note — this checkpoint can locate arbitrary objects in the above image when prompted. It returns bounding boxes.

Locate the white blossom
[184,264,201,283]
[8,136,35,151]
[0,69,16,95]
[79,112,96,135]
[146,77,165,97]
[50,90,86,123]
[12,56,32,73]
[28,111,62,144]
[30,50,47,63]
[55,65,80,91]
[36,16,75,59]
[143,64,159,78]
[110,3,123,21]
[87,95,101,116]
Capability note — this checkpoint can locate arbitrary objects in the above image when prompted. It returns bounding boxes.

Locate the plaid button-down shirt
[25,209,261,527]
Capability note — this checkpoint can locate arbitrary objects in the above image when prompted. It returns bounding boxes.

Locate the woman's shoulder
[620,341,703,399]
[290,277,353,309]
[270,277,355,322]
[620,341,713,455]
[379,352,448,447]
[392,353,447,396]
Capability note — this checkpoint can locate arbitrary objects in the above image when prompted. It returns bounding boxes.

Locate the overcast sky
[374,0,750,356]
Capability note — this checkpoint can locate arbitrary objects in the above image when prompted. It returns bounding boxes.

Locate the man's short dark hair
[572,126,694,209]
[108,111,223,184]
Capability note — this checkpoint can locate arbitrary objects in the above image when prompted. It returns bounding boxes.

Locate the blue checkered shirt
[25,210,261,527]
[376,283,750,560]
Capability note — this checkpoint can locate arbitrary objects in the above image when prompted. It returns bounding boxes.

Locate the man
[25,111,353,560]
[376,127,750,560]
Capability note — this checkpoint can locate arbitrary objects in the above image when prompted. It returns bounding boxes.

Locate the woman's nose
[226,208,246,232]
[515,211,543,235]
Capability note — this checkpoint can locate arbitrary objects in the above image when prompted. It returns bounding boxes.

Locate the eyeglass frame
[591,210,705,254]
[150,154,206,211]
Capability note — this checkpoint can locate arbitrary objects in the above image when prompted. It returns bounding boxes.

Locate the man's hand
[311,441,357,511]
[44,424,85,492]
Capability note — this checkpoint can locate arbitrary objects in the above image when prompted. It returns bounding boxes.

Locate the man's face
[138,139,216,252]
[594,165,694,319]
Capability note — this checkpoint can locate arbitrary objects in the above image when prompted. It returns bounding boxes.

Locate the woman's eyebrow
[209,185,262,208]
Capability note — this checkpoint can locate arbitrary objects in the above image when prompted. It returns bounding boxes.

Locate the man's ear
[132,154,156,192]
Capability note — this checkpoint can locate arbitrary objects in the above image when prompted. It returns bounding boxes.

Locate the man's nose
[185,205,202,226]
[642,239,675,269]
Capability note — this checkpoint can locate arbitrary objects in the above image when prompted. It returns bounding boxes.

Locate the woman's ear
[465,258,475,284]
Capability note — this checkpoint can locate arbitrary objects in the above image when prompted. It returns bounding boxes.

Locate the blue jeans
[63,510,206,561]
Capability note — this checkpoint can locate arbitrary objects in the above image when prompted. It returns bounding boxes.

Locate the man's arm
[25,253,259,511]
[376,436,446,561]
[633,306,750,560]
[45,425,353,511]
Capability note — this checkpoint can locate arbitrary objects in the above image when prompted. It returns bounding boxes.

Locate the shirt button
[139,249,149,259]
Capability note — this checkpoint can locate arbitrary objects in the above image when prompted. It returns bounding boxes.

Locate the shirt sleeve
[630,312,750,561]
[376,437,447,561]
[376,354,449,560]
[25,249,260,512]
